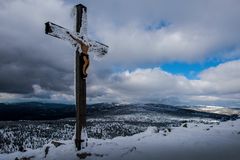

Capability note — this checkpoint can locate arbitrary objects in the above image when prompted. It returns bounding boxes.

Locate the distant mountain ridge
[0,102,239,121]
[0,102,75,121]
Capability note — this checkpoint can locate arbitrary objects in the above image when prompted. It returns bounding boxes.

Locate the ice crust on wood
[79,8,87,37]
[81,127,88,149]
[45,21,108,60]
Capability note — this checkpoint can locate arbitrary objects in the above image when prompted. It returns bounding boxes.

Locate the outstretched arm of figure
[66,31,83,45]
[66,31,89,54]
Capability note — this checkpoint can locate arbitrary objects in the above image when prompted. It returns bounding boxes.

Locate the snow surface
[1,119,240,160]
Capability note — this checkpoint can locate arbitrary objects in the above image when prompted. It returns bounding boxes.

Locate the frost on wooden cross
[45,12,108,59]
[45,4,108,150]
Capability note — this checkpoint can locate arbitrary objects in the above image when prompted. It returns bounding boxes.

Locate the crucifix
[44,4,108,150]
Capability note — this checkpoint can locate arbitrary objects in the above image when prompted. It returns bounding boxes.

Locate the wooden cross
[44,4,108,150]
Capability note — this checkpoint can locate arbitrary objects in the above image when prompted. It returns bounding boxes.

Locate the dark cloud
[0,0,74,94]
[0,36,74,94]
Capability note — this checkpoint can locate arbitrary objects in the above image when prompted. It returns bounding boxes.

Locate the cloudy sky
[0,0,240,107]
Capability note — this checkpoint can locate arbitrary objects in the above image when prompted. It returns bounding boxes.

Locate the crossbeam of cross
[45,4,108,150]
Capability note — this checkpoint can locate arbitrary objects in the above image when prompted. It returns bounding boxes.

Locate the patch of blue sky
[111,59,226,80]
[160,46,240,79]
[145,20,171,31]
[161,60,224,79]
[212,46,240,61]
[111,66,128,73]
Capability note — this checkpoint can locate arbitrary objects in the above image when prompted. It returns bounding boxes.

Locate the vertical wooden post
[45,2,108,151]
[75,4,87,151]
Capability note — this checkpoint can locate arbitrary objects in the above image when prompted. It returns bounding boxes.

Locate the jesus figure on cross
[67,31,90,79]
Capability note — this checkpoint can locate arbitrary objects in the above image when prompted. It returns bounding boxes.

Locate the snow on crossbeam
[45,22,109,58]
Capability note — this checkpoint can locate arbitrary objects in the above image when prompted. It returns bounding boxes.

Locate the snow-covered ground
[1,119,239,160]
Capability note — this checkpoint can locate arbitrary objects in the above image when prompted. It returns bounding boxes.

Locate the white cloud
[198,60,240,95]
[87,60,240,107]
[0,93,23,102]
[9,60,237,106]
[93,23,216,66]
[32,84,74,103]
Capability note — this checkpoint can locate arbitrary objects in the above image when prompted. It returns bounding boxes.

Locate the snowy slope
[2,104,239,154]
[1,119,240,160]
